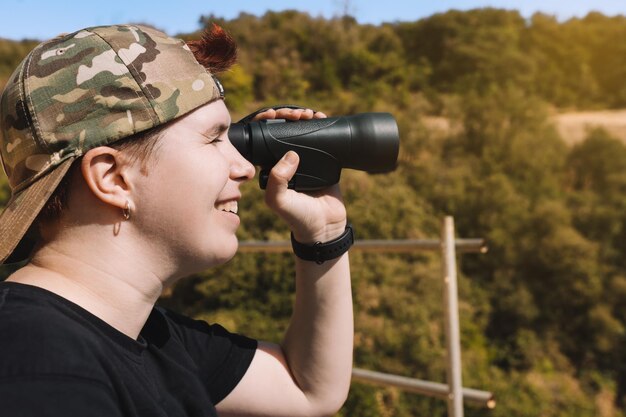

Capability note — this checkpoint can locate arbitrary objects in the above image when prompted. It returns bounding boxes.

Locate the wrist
[291,221,348,245]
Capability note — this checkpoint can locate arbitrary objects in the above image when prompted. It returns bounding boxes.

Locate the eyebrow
[206,123,230,137]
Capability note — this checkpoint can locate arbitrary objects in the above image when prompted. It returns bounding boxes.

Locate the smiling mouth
[215,200,238,214]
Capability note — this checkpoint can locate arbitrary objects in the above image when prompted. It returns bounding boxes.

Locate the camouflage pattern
[0,24,223,194]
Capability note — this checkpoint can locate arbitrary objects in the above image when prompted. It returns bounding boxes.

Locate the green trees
[396,9,531,95]
[0,38,37,91]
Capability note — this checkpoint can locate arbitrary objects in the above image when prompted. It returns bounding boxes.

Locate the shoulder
[148,307,259,405]
[0,282,116,379]
[147,306,257,352]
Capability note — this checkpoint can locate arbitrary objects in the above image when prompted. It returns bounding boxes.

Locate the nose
[228,141,255,182]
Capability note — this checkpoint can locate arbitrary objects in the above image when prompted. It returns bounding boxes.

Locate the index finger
[250,108,277,121]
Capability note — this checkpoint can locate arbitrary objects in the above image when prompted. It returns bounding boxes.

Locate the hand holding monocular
[228,111,400,191]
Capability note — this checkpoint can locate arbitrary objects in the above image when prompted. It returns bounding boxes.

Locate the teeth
[216,201,238,214]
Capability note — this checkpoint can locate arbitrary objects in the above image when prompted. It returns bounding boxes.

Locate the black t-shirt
[0,281,257,416]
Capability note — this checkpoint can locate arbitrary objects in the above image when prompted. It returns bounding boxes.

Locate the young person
[0,23,353,416]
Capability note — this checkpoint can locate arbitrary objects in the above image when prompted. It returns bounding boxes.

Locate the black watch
[291,224,354,264]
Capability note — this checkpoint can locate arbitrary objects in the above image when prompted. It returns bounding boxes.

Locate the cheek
[153,152,230,207]
[185,156,230,201]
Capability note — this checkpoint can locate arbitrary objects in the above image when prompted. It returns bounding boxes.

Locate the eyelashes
[205,137,222,145]
[199,132,223,144]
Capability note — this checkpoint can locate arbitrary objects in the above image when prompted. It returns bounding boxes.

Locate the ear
[80,147,132,211]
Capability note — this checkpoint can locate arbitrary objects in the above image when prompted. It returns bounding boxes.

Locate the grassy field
[553,109,626,145]
[421,109,626,145]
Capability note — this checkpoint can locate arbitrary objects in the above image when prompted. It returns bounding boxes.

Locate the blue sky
[1,0,625,40]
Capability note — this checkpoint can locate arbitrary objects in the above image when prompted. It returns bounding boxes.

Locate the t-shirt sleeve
[0,377,123,417]
[156,308,258,404]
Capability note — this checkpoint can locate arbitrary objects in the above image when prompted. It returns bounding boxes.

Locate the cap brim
[0,158,74,264]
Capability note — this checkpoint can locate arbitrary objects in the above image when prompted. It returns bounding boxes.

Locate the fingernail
[284,151,297,164]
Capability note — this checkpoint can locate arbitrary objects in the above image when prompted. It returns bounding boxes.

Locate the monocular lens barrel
[344,113,399,173]
[228,112,400,189]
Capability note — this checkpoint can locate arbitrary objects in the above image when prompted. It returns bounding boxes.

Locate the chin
[178,232,239,272]
[204,238,239,267]
[212,248,238,266]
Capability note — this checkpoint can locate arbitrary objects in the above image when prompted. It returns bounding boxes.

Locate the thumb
[267,151,299,188]
[265,151,299,206]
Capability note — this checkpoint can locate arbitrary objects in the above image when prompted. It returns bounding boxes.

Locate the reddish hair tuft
[187,23,237,74]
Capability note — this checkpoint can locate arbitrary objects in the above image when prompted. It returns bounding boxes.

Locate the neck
[7,226,175,340]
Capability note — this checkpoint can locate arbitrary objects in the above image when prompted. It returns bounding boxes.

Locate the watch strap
[291,224,354,264]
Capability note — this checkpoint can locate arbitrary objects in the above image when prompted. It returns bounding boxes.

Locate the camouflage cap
[0,24,225,264]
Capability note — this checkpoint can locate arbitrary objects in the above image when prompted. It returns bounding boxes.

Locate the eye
[201,133,222,144]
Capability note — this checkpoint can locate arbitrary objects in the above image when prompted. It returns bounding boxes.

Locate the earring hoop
[122,201,131,221]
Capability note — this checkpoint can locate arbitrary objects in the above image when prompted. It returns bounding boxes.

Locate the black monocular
[228,113,400,191]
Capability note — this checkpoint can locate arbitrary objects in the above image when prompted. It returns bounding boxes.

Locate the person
[0,23,354,416]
